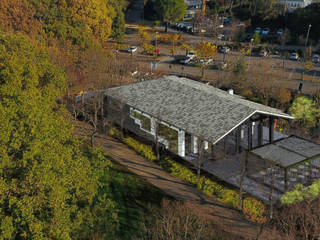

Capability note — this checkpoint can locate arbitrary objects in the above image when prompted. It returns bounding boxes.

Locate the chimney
[227,89,234,95]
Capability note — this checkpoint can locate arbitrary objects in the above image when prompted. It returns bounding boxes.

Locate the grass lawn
[106,161,171,239]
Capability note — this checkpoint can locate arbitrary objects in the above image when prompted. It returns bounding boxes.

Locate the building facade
[280,0,312,11]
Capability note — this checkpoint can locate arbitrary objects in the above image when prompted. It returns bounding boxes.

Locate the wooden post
[211,144,215,160]
[223,138,226,157]
[235,126,241,153]
[269,167,275,219]
[269,116,274,143]
[258,121,263,146]
[197,139,203,179]
[284,168,288,191]
[239,152,248,210]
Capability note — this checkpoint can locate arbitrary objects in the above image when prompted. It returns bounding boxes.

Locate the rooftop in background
[251,136,320,168]
[104,76,293,144]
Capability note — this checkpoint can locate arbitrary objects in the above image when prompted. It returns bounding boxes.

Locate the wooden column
[258,121,263,146]
[235,126,241,153]
[211,144,215,160]
[284,168,288,191]
[248,124,253,150]
[269,116,274,143]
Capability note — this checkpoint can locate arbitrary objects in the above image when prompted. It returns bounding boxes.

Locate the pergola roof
[251,136,320,168]
[104,76,293,144]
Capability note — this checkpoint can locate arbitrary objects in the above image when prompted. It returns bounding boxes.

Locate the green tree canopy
[155,0,187,32]
[289,96,320,129]
[0,31,101,239]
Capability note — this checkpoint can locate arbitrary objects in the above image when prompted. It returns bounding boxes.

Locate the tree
[195,41,217,78]
[180,43,193,55]
[168,33,181,56]
[0,31,110,239]
[154,0,187,32]
[138,26,151,44]
[111,8,126,42]
[278,28,291,46]
[289,96,320,129]
[142,200,217,240]
[252,32,261,45]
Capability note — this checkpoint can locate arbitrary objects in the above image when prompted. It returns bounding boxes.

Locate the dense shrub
[142,43,156,55]
[243,197,267,223]
[108,128,266,223]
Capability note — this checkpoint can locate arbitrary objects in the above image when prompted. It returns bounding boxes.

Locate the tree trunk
[165,22,168,32]
[90,130,97,148]
[201,0,206,16]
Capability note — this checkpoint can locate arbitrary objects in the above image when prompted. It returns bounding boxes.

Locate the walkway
[73,120,263,239]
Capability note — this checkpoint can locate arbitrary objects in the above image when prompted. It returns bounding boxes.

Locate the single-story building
[103,76,320,200]
[104,76,293,158]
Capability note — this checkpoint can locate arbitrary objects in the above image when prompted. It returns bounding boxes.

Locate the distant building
[184,0,202,19]
[280,0,312,11]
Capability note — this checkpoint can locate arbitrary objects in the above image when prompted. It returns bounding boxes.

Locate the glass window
[130,110,151,132]
[158,123,178,152]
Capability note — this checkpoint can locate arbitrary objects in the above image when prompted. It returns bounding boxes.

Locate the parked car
[237,22,245,28]
[289,52,299,61]
[218,24,224,28]
[313,54,320,63]
[185,25,193,32]
[259,50,268,57]
[128,46,137,53]
[215,61,227,70]
[277,28,284,35]
[180,57,192,65]
[255,27,261,34]
[199,58,213,65]
[262,28,270,35]
[220,46,230,54]
[217,34,225,40]
[186,51,196,60]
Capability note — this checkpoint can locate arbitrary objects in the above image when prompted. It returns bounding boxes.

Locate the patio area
[183,135,320,203]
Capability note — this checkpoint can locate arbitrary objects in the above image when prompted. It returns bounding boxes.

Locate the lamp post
[248,38,254,66]
[305,24,311,48]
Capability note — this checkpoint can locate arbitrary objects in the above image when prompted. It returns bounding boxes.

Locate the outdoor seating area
[247,136,320,192]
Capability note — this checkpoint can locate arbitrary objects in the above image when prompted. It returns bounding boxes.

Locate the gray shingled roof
[104,76,293,144]
[251,136,320,168]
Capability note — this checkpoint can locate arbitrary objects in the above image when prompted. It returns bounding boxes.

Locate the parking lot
[124,24,320,94]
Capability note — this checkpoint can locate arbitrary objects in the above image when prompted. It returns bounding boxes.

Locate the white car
[277,28,284,35]
[186,51,196,60]
[221,46,230,54]
[199,58,213,65]
[217,34,224,40]
[216,61,227,70]
[313,54,320,63]
[289,53,299,61]
[128,46,137,53]
[262,28,270,35]
[255,27,261,34]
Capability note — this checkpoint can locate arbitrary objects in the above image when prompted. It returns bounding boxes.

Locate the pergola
[248,136,320,191]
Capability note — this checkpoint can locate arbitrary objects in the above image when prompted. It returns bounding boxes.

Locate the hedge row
[108,128,267,223]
